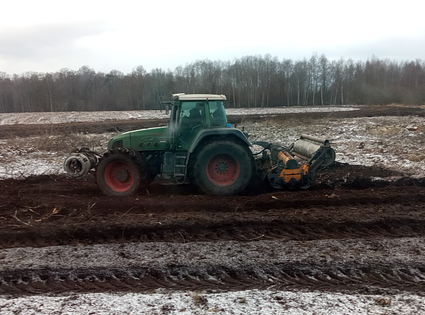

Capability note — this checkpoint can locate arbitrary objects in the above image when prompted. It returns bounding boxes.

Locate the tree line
[0,54,424,113]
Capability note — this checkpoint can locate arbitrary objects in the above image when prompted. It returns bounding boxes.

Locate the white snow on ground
[1,290,424,315]
[0,110,169,125]
[0,133,113,179]
[1,237,425,314]
[0,106,358,125]
[1,113,423,179]
[0,149,63,179]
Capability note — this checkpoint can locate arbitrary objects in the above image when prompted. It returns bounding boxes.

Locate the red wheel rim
[104,161,134,192]
[206,154,240,186]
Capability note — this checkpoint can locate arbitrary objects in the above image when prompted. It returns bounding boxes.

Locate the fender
[188,128,251,153]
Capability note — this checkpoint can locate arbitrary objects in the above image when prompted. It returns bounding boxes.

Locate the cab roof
[172,93,227,101]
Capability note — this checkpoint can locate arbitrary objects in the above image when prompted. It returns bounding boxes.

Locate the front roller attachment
[63,148,101,178]
[255,134,335,190]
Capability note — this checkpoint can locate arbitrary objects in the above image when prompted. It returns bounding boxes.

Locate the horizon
[0,53,423,77]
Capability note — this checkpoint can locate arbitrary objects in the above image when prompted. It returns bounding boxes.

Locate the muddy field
[1,105,425,314]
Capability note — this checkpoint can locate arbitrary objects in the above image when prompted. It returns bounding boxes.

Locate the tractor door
[176,101,207,150]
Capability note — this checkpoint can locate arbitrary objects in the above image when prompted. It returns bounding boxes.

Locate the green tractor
[64,93,335,196]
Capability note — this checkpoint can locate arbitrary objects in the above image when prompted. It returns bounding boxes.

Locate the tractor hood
[108,126,170,151]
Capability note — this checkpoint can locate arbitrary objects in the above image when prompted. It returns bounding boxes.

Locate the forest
[0,53,424,113]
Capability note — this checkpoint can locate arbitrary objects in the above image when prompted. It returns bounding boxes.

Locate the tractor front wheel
[96,149,144,196]
[192,140,254,195]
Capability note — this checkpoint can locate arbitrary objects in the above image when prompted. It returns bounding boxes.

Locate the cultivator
[255,134,335,189]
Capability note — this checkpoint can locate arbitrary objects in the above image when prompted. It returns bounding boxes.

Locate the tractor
[64,93,335,196]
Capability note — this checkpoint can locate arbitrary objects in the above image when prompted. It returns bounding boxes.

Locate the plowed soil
[1,105,425,298]
[0,165,424,250]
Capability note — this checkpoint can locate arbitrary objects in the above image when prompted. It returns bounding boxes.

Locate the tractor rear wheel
[191,140,254,195]
[96,148,147,196]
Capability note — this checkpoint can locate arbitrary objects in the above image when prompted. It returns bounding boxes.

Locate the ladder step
[174,153,187,177]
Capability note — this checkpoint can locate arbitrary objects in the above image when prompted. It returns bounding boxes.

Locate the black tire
[191,140,254,195]
[95,148,147,196]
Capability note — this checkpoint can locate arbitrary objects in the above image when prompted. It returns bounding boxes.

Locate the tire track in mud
[1,218,425,249]
[2,262,425,295]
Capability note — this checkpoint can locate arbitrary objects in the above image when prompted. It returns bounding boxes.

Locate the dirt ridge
[2,261,425,295]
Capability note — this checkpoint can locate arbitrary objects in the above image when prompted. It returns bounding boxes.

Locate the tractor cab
[64,93,254,196]
[169,93,229,151]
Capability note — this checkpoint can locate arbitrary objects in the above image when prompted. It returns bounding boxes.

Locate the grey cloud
[326,35,425,61]
[0,21,109,59]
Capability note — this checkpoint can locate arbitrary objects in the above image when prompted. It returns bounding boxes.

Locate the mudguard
[188,128,251,153]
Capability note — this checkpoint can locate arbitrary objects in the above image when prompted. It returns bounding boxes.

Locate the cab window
[179,101,205,127]
[209,101,227,127]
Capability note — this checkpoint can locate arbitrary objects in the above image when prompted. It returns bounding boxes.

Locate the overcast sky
[0,0,424,75]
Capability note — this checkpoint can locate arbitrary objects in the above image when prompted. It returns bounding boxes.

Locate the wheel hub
[116,168,129,182]
[206,154,240,187]
[104,160,134,192]
[216,162,228,173]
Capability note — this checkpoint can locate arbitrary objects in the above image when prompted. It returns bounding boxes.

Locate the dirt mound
[314,162,418,189]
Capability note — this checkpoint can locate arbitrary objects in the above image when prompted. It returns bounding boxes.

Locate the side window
[209,101,227,127]
[179,101,205,127]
